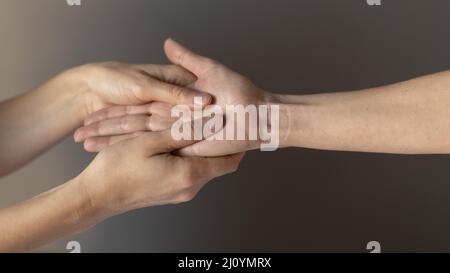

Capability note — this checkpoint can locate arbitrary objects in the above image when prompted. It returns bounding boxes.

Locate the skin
[0,126,242,252]
[0,61,241,252]
[78,39,273,155]
[82,39,450,155]
[75,102,176,152]
[0,62,212,175]
[3,39,450,251]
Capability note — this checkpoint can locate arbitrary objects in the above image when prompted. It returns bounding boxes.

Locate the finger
[142,77,211,108]
[84,132,144,152]
[75,114,173,142]
[136,116,222,156]
[135,64,197,86]
[164,38,218,77]
[84,102,172,126]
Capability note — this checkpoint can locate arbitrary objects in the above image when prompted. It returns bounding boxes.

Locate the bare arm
[0,69,89,175]
[0,177,97,252]
[0,62,208,176]
[278,70,450,154]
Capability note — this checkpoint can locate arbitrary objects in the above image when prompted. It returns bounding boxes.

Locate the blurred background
[1,0,450,252]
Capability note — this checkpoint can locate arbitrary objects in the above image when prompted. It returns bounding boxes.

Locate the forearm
[0,177,104,252]
[0,67,90,175]
[276,70,450,154]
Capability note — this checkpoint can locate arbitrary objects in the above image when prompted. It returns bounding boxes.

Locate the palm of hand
[192,66,262,108]
[164,39,268,157]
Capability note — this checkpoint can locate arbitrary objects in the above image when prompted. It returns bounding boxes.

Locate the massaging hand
[73,61,212,114]
[0,61,212,176]
[79,124,243,218]
[0,120,243,252]
[77,39,276,156]
[72,61,215,152]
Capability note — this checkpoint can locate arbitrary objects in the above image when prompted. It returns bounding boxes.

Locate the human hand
[69,62,212,115]
[76,123,243,218]
[73,102,175,152]
[164,39,276,156]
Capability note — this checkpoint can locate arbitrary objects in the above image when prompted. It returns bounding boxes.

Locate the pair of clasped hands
[3,37,450,251]
[0,38,278,252]
[74,39,272,215]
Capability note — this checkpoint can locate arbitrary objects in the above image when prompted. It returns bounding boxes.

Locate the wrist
[268,92,345,150]
[70,174,111,226]
[75,167,132,219]
[62,64,105,116]
[35,67,94,127]
[260,92,294,148]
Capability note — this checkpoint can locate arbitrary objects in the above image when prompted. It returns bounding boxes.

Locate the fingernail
[84,140,94,152]
[200,94,212,106]
[74,131,83,142]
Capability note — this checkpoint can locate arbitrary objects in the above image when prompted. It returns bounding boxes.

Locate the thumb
[135,64,197,86]
[164,38,217,77]
[141,76,211,108]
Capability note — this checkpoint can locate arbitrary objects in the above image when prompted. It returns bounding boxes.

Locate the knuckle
[135,80,147,95]
[131,78,150,99]
[93,123,102,135]
[177,191,196,203]
[145,115,154,131]
[146,102,155,114]
[230,162,240,173]
[105,61,121,67]
[230,156,243,173]
[171,85,185,103]
[120,116,131,131]
[205,58,218,68]
[124,105,132,115]
[136,64,156,75]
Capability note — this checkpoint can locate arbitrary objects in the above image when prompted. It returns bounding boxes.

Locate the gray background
[1,0,450,252]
